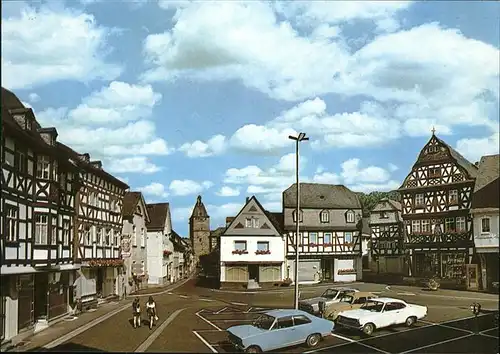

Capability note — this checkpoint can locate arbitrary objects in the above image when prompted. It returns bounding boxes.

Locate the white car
[336,297,427,335]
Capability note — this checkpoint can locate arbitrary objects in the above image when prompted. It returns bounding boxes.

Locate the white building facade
[220,197,286,288]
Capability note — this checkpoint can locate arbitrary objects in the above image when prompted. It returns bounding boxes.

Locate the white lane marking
[179,295,189,298]
[135,308,185,352]
[43,302,131,348]
[195,329,222,333]
[400,333,475,354]
[167,292,173,295]
[193,331,218,353]
[245,307,253,313]
[372,292,382,294]
[385,286,391,291]
[231,302,248,306]
[196,310,223,331]
[397,292,416,296]
[480,333,499,339]
[214,307,227,314]
[199,298,214,302]
[210,319,253,322]
[136,276,193,298]
[331,332,355,343]
[419,320,472,334]
[415,293,499,301]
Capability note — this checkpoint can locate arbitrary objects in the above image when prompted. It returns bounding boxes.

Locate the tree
[357,190,401,216]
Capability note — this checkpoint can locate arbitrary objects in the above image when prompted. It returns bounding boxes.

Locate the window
[456,217,466,232]
[421,219,430,233]
[380,211,388,219]
[344,232,352,243]
[51,216,57,245]
[445,218,455,232]
[384,302,406,311]
[320,210,329,223]
[292,209,303,223]
[89,192,96,206]
[427,145,438,153]
[257,241,269,251]
[110,200,115,212]
[309,232,318,244]
[52,161,58,181]
[105,229,111,246]
[63,220,70,246]
[16,151,26,173]
[276,316,294,329]
[346,211,355,223]
[6,206,18,242]
[441,252,466,279]
[429,167,441,178]
[36,156,50,179]
[353,297,368,305]
[84,225,91,245]
[96,227,102,245]
[132,225,137,246]
[293,315,311,326]
[234,241,247,251]
[245,218,252,228]
[35,214,48,244]
[140,228,145,247]
[252,218,259,228]
[449,189,458,204]
[324,233,332,244]
[481,218,491,233]
[415,194,424,206]
[5,151,14,166]
[412,220,421,233]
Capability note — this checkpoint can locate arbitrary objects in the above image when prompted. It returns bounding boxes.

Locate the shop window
[441,253,466,280]
[414,253,440,277]
[456,217,466,232]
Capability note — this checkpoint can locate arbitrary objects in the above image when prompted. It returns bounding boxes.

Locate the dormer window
[380,212,388,219]
[320,210,329,223]
[136,205,142,215]
[345,210,355,223]
[427,145,438,154]
[292,209,303,223]
[36,156,50,179]
[245,217,259,228]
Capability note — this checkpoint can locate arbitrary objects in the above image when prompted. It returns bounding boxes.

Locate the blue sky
[2,0,499,236]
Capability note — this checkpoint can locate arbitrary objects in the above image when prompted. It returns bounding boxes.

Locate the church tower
[189,195,211,264]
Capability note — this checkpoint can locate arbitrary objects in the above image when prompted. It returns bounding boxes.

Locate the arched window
[345,210,355,223]
[320,210,329,223]
[292,209,303,223]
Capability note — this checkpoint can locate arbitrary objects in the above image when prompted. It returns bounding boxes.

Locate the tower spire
[431,126,436,135]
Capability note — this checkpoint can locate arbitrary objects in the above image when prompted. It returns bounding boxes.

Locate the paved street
[14,278,499,353]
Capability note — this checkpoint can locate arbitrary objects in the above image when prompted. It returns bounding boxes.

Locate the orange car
[323,292,378,321]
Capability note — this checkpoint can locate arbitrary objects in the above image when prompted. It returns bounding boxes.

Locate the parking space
[193,307,499,353]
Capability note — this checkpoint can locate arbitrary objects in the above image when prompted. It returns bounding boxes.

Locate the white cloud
[107,157,161,174]
[348,180,401,194]
[171,202,243,225]
[456,132,500,163]
[2,4,122,90]
[138,182,169,198]
[341,158,391,184]
[388,163,399,172]
[178,134,226,158]
[216,186,240,197]
[169,179,214,196]
[28,93,40,103]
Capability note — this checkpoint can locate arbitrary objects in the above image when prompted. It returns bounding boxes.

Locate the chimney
[38,127,58,146]
[78,153,90,163]
[90,160,103,169]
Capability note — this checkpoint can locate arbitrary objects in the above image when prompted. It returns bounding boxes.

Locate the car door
[382,302,407,326]
[292,315,313,342]
[267,316,297,350]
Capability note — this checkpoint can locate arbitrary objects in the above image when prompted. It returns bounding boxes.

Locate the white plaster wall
[334,259,357,282]
[473,213,499,250]
[4,285,18,341]
[220,235,285,263]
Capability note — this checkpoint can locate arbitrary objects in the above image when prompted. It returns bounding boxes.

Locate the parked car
[299,287,359,315]
[336,297,428,335]
[322,292,378,321]
[226,309,334,353]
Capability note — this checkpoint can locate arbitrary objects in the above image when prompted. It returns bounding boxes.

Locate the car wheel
[306,333,321,348]
[362,323,375,336]
[406,316,417,327]
[245,345,262,353]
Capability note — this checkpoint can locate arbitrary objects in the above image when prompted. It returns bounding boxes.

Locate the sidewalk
[1,275,193,352]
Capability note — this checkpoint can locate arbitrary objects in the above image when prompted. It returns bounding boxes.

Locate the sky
[2,0,499,237]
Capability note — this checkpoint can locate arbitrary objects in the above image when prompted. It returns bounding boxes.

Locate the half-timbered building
[220,196,285,289]
[283,183,363,283]
[398,131,478,289]
[67,149,129,308]
[1,88,80,341]
[369,198,406,274]
[470,154,499,292]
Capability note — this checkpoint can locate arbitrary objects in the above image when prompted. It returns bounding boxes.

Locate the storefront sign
[121,237,131,258]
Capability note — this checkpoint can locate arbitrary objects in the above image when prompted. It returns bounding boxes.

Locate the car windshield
[321,289,339,299]
[361,301,384,312]
[252,314,275,330]
[339,295,354,303]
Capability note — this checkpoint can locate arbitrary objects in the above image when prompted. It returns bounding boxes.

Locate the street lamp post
[288,132,309,310]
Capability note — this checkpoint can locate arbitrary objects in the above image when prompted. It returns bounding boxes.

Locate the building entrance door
[18,275,35,332]
[466,264,479,290]
[321,259,333,280]
[248,264,259,281]
[34,273,49,320]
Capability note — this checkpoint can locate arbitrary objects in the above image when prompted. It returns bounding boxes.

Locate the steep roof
[434,135,478,178]
[471,154,500,210]
[190,195,209,219]
[361,217,371,236]
[283,183,361,209]
[210,227,226,238]
[372,198,402,212]
[267,211,284,234]
[146,203,170,231]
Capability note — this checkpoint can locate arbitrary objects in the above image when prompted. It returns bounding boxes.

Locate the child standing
[132,297,141,328]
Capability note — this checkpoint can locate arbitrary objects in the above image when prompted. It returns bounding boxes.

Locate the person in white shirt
[146,296,158,329]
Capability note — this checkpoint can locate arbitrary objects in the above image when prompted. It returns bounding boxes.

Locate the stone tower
[189,195,211,264]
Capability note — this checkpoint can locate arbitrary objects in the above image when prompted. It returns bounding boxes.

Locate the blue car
[226,309,334,353]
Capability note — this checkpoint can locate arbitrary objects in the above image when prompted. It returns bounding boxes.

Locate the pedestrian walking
[146,296,158,330]
[132,297,141,328]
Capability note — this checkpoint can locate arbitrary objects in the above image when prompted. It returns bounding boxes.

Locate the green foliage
[357,190,401,216]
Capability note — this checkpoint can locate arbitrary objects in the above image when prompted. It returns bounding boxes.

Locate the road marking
[400,333,474,354]
[331,332,355,343]
[372,292,382,294]
[193,331,218,353]
[416,293,499,301]
[179,295,189,298]
[385,286,391,291]
[231,302,248,306]
[196,310,223,331]
[397,292,416,296]
[134,308,185,352]
[419,320,472,334]
[167,292,173,295]
[199,298,214,302]
[245,307,253,313]
[480,332,499,339]
[136,276,193,298]
[43,302,131,349]
[214,307,227,314]
[210,319,253,322]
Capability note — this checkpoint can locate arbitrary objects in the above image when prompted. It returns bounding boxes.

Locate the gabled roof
[471,154,500,210]
[210,227,226,238]
[146,203,170,231]
[434,135,478,178]
[283,183,361,209]
[122,192,150,222]
[372,198,402,212]
[190,195,209,219]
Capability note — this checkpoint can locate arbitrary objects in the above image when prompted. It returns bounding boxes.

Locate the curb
[211,281,364,294]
